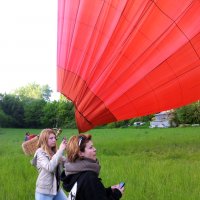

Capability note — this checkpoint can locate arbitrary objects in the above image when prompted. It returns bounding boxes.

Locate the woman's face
[80,140,96,160]
[47,133,56,148]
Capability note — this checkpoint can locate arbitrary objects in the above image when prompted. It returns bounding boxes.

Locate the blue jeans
[35,189,68,200]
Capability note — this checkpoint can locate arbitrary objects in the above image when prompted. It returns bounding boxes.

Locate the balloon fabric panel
[57,0,200,132]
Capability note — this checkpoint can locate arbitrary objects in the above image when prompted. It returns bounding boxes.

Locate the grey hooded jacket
[31,148,65,195]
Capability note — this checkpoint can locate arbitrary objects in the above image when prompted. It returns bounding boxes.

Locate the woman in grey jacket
[32,128,68,200]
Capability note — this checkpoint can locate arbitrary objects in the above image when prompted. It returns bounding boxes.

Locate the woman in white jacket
[32,128,68,200]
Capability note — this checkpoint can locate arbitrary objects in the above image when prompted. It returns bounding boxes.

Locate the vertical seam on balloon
[85,0,123,86]
[77,0,106,82]
[85,1,129,84]
[66,0,106,110]
[74,1,106,110]
[63,0,81,97]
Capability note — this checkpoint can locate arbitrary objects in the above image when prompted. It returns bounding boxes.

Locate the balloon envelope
[57,0,200,132]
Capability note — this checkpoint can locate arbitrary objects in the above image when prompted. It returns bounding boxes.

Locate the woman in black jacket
[61,134,124,200]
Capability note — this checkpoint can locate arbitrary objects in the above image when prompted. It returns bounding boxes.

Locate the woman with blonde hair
[61,134,124,200]
[31,128,68,200]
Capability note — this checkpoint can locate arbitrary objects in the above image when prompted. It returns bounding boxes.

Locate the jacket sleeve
[105,187,122,200]
[36,149,64,172]
[79,172,122,200]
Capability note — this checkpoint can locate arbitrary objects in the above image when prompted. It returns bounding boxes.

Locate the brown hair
[37,129,57,158]
[67,134,92,162]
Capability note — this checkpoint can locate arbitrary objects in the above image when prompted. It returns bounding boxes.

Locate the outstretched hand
[111,184,125,194]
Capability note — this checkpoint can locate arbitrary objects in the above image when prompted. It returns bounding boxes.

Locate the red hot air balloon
[57,0,200,133]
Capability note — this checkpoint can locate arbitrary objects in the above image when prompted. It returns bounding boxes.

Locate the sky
[0,0,60,100]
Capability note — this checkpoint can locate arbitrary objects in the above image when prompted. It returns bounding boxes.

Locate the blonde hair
[67,134,92,162]
[37,129,57,158]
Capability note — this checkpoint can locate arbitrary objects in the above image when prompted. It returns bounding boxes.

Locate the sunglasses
[78,135,86,146]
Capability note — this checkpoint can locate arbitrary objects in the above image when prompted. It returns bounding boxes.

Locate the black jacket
[61,171,122,200]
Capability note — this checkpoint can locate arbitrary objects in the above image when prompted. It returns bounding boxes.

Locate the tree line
[0,83,76,129]
[0,83,200,129]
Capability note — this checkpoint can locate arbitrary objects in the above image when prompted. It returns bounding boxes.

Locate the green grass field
[1,127,200,200]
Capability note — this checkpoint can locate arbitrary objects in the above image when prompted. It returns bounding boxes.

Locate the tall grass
[1,127,200,199]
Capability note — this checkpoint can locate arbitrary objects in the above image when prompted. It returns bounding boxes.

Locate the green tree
[23,99,46,128]
[0,108,13,127]
[0,94,24,127]
[41,101,59,128]
[41,85,53,101]
[175,101,200,124]
[57,99,76,128]
[14,83,52,101]
[0,92,77,129]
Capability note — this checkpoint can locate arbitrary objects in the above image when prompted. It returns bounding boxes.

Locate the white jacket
[32,148,65,195]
